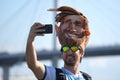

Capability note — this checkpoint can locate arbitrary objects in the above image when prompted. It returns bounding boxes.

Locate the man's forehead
[64,15,84,22]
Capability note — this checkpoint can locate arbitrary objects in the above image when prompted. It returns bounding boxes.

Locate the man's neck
[64,64,80,75]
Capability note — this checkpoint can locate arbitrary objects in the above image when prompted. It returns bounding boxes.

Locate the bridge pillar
[3,66,10,80]
[52,56,59,67]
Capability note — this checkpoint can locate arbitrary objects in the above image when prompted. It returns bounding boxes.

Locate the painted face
[56,15,87,47]
[61,15,86,38]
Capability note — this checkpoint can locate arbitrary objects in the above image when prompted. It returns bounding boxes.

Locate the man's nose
[67,50,74,54]
[70,22,75,29]
[69,23,77,32]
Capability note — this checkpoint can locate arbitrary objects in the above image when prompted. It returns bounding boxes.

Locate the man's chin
[65,60,76,66]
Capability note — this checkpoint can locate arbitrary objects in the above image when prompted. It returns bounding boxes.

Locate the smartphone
[37,24,53,34]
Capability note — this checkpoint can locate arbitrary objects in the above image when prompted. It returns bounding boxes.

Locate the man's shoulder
[45,66,92,80]
[80,71,92,80]
[55,68,92,80]
[44,65,56,80]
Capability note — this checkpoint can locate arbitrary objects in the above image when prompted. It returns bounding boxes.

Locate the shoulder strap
[80,71,92,80]
[56,68,66,80]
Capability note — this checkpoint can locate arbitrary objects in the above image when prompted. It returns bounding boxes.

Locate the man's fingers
[29,22,46,37]
[35,29,45,34]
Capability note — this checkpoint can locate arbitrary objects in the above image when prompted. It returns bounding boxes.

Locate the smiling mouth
[67,32,85,38]
[68,33,77,37]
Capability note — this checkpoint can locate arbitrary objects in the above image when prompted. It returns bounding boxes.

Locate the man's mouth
[67,32,85,38]
[68,33,78,38]
[67,55,75,61]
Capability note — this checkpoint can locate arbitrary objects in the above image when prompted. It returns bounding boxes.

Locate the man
[26,6,91,80]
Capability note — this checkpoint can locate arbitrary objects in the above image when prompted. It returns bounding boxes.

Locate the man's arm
[26,23,45,79]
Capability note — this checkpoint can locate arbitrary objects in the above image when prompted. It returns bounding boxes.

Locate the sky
[0,0,120,80]
[0,0,120,53]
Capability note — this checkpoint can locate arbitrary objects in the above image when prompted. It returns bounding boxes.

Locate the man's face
[61,48,83,66]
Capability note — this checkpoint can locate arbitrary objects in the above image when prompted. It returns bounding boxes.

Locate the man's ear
[55,24,60,36]
[81,52,84,57]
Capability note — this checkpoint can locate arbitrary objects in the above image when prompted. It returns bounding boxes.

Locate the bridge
[0,45,120,80]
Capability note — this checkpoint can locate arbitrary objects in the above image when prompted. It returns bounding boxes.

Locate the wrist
[27,35,35,43]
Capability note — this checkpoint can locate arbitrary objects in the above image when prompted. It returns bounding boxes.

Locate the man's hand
[28,22,45,42]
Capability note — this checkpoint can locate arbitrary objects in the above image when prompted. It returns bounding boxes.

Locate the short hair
[48,6,87,23]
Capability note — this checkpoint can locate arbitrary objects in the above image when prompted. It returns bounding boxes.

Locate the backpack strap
[56,68,66,80]
[80,71,92,80]
[55,68,92,80]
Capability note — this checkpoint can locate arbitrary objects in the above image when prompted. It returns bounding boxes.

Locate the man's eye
[75,21,81,26]
[64,20,71,24]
